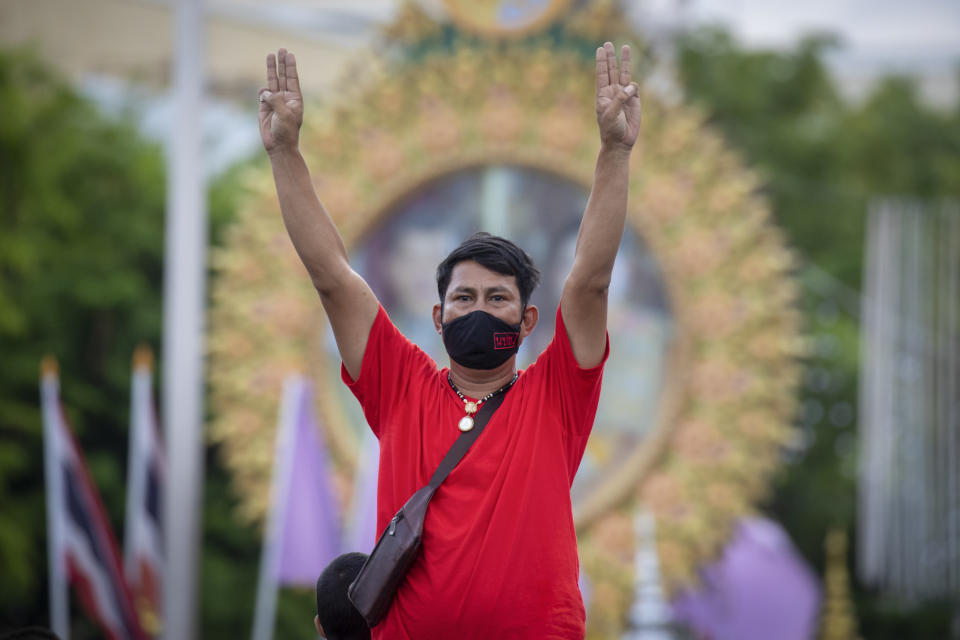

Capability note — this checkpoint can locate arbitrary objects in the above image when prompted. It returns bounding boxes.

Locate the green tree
[676,28,865,286]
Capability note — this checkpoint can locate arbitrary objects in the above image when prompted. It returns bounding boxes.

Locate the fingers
[602,83,639,122]
[259,90,286,110]
[285,51,302,96]
[620,44,631,86]
[595,46,609,92]
[604,42,619,87]
[613,83,637,109]
[277,48,287,92]
[266,49,300,95]
[266,53,279,92]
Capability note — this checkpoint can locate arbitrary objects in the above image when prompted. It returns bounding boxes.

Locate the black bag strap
[427,387,508,491]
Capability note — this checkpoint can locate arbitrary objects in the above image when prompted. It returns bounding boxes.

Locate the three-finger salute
[259,48,304,155]
[595,42,642,150]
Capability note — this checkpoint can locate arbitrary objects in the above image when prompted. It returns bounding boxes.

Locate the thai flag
[42,359,147,640]
[123,346,165,637]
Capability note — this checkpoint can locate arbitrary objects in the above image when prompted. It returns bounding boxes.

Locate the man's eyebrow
[447,285,514,296]
[449,285,478,295]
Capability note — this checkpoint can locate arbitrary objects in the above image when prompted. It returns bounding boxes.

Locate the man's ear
[520,305,539,338]
[315,614,324,637]
[433,303,443,334]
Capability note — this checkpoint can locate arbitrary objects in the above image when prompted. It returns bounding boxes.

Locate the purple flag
[252,376,344,640]
[273,378,342,584]
[345,430,380,553]
[672,517,821,640]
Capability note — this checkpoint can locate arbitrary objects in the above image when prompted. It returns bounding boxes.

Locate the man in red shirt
[259,42,641,638]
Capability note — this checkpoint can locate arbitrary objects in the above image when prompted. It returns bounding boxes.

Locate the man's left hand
[595,42,642,150]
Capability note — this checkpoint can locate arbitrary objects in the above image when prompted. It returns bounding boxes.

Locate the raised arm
[259,49,379,379]
[560,42,641,368]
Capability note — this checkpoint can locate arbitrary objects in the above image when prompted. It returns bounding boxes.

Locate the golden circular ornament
[208,43,803,636]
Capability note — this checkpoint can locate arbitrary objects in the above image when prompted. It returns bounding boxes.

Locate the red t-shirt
[342,305,608,639]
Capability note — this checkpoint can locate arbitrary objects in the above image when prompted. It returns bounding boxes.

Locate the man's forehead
[448,261,519,292]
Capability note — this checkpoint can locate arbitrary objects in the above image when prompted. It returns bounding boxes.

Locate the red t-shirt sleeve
[340,305,437,439]
[536,304,610,434]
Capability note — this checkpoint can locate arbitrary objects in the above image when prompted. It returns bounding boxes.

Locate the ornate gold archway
[208,10,803,636]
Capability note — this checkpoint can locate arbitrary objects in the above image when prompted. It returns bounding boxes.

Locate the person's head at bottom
[315,552,370,640]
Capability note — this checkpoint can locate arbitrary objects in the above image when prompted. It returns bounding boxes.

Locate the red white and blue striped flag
[42,358,147,640]
[123,346,165,637]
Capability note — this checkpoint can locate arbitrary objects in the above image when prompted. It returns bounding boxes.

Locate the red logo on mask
[493,332,519,350]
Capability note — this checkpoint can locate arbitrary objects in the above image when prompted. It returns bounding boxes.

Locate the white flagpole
[162,0,207,636]
[124,348,149,585]
[251,377,303,640]
[41,358,70,639]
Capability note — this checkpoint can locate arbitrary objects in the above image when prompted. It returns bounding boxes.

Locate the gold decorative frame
[208,43,803,636]
[442,0,573,38]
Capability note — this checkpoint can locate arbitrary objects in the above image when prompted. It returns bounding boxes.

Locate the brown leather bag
[347,390,508,627]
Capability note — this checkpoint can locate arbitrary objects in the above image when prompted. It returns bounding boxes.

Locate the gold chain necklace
[447,372,518,432]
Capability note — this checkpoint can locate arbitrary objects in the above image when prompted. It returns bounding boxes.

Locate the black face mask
[441,310,522,370]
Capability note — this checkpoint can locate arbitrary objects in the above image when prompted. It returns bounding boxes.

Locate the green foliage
[676,27,959,637]
[846,77,960,197]
[676,28,960,291]
[200,445,261,637]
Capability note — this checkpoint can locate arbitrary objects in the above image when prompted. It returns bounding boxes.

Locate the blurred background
[1,0,958,638]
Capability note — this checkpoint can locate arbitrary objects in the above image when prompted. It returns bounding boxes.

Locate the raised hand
[595,43,642,150]
[259,49,304,154]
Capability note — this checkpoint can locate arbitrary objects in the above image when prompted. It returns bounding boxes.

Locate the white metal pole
[162,0,207,636]
[42,368,69,639]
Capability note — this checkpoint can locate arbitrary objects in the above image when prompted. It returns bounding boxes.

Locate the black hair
[316,552,370,640]
[435,232,541,308]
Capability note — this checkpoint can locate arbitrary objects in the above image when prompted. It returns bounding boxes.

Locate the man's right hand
[259,49,303,155]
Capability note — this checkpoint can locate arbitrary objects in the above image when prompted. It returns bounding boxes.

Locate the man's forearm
[571,144,632,290]
[268,147,352,295]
